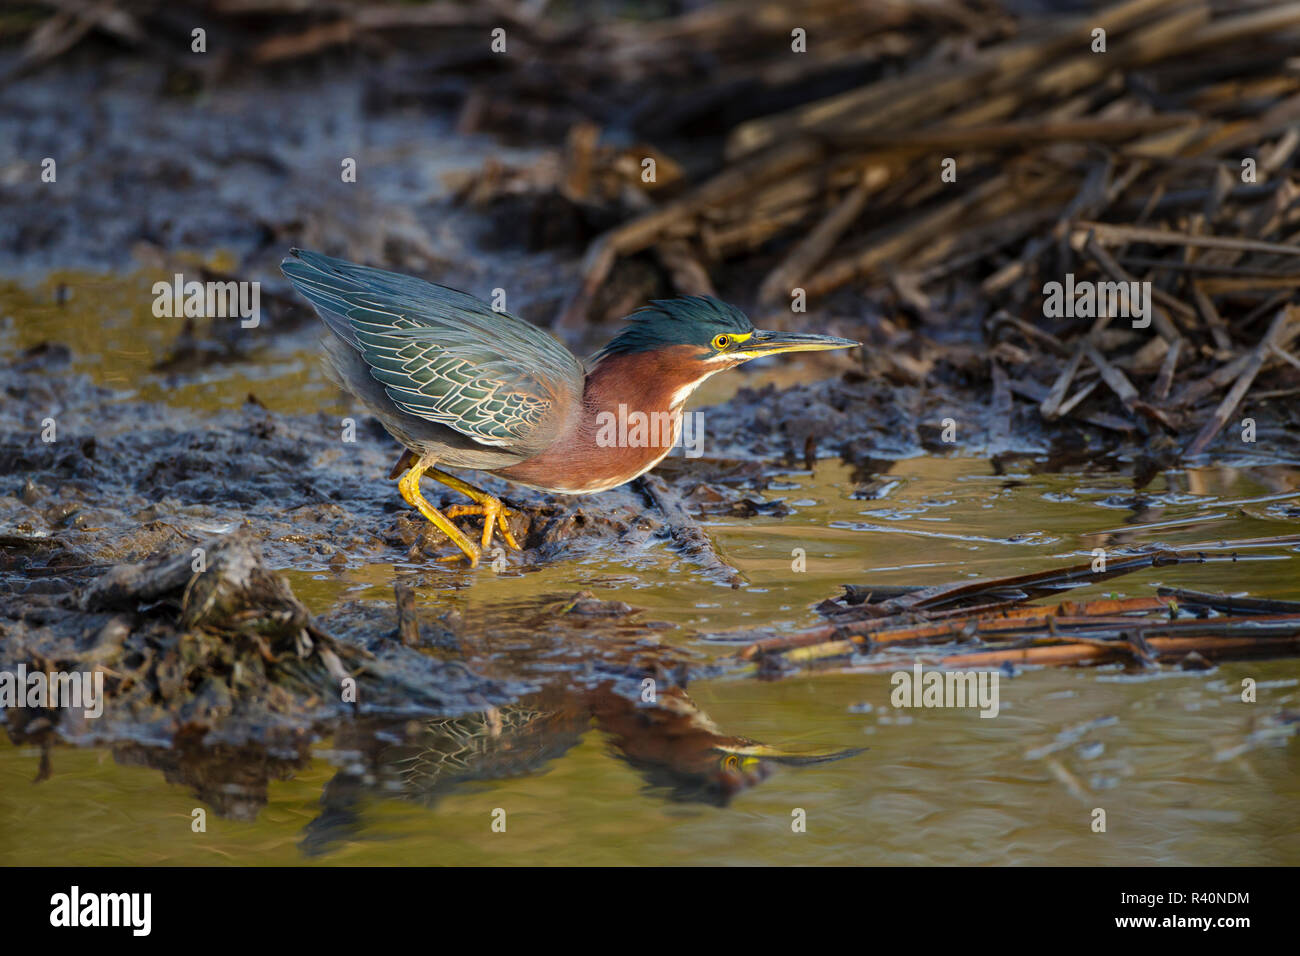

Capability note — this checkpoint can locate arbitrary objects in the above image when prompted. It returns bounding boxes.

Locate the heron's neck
[492,346,716,494]
[583,346,717,423]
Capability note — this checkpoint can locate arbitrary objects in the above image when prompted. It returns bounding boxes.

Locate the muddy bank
[0,343,808,579]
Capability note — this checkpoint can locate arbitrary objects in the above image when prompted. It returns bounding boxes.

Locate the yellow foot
[425,467,521,553]
[443,502,521,552]
[398,463,481,567]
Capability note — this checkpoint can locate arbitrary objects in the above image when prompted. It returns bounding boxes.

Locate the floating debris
[726,543,1300,675]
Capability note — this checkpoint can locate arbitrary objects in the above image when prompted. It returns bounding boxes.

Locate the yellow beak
[733,330,860,361]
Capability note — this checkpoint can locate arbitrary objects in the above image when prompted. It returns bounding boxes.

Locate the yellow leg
[397,463,481,567]
[425,467,521,552]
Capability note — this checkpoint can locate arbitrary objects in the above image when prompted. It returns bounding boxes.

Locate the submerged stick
[639,473,744,589]
[394,581,421,646]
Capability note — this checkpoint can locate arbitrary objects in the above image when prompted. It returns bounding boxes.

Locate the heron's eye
[721,754,740,772]
[712,334,731,351]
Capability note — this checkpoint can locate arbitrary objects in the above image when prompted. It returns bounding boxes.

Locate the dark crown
[593,296,753,361]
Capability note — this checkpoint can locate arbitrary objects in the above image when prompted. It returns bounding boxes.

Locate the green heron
[282,249,857,566]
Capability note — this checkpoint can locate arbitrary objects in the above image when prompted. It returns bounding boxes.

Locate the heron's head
[592,296,858,385]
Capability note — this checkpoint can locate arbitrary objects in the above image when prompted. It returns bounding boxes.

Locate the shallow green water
[3,453,1298,865]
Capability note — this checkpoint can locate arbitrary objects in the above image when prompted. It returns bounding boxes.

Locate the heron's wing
[282,249,584,450]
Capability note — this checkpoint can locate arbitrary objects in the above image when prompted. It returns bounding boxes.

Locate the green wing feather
[282,250,583,449]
